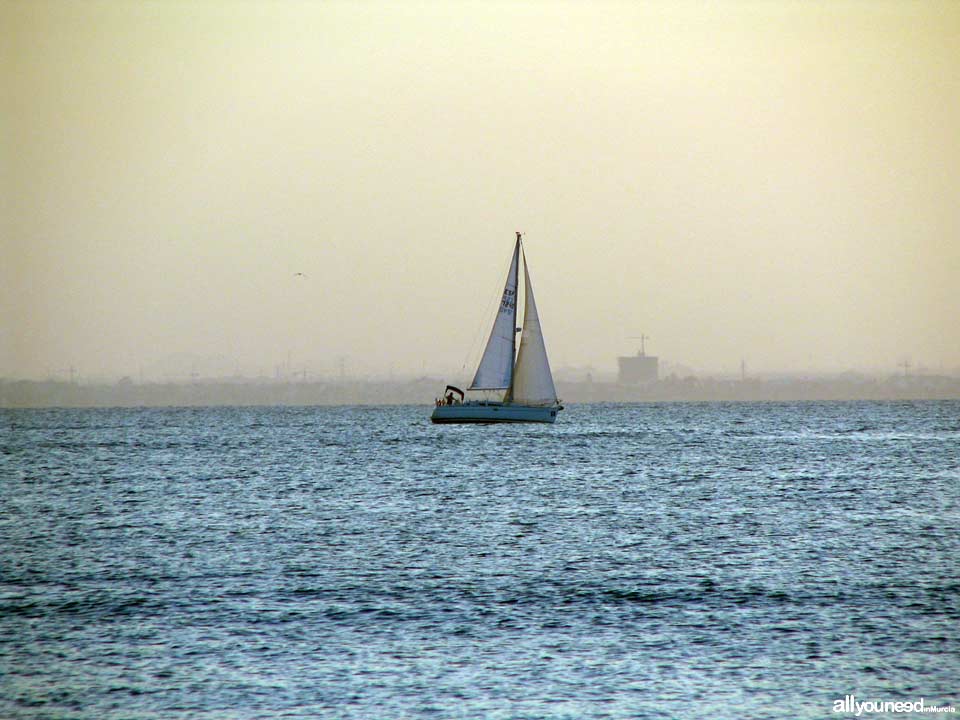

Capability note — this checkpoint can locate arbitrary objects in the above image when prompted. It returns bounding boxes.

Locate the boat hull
[431,402,561,424]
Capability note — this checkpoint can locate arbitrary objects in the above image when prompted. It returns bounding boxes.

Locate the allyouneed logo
[833,696,956,716]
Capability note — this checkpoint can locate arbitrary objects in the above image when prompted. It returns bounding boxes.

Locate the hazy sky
[4,0,959,381]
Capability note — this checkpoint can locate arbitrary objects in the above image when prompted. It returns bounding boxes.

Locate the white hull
[431,402,561,424]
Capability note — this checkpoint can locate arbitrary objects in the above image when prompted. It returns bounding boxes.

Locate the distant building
[618,352,659,384]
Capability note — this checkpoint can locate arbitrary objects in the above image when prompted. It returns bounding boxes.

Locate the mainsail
[469,238,519,390]
[508,250,558,405]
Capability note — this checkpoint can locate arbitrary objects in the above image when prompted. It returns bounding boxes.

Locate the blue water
[2,402,958,719]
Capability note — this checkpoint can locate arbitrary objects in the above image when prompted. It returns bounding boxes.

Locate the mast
[511,232,521,367]
[505,231,522,403]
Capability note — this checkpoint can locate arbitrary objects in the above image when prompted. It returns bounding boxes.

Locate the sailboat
[432,232,563,424]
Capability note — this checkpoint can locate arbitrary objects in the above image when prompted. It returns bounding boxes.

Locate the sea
[1,402,958,719]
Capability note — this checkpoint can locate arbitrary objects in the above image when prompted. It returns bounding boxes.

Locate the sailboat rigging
[432,232,563,424]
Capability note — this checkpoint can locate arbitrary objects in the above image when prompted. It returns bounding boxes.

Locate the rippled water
[2,402,958,719]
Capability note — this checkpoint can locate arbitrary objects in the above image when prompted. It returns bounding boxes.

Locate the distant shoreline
[3,376,958,409]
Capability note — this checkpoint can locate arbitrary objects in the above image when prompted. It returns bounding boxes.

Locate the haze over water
[4,1,959,381]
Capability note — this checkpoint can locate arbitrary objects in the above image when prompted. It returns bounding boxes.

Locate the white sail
[469,239,519,390]
[509,253,558,405]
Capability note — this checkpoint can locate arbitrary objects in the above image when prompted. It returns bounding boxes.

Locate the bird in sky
[293,272,307,279]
